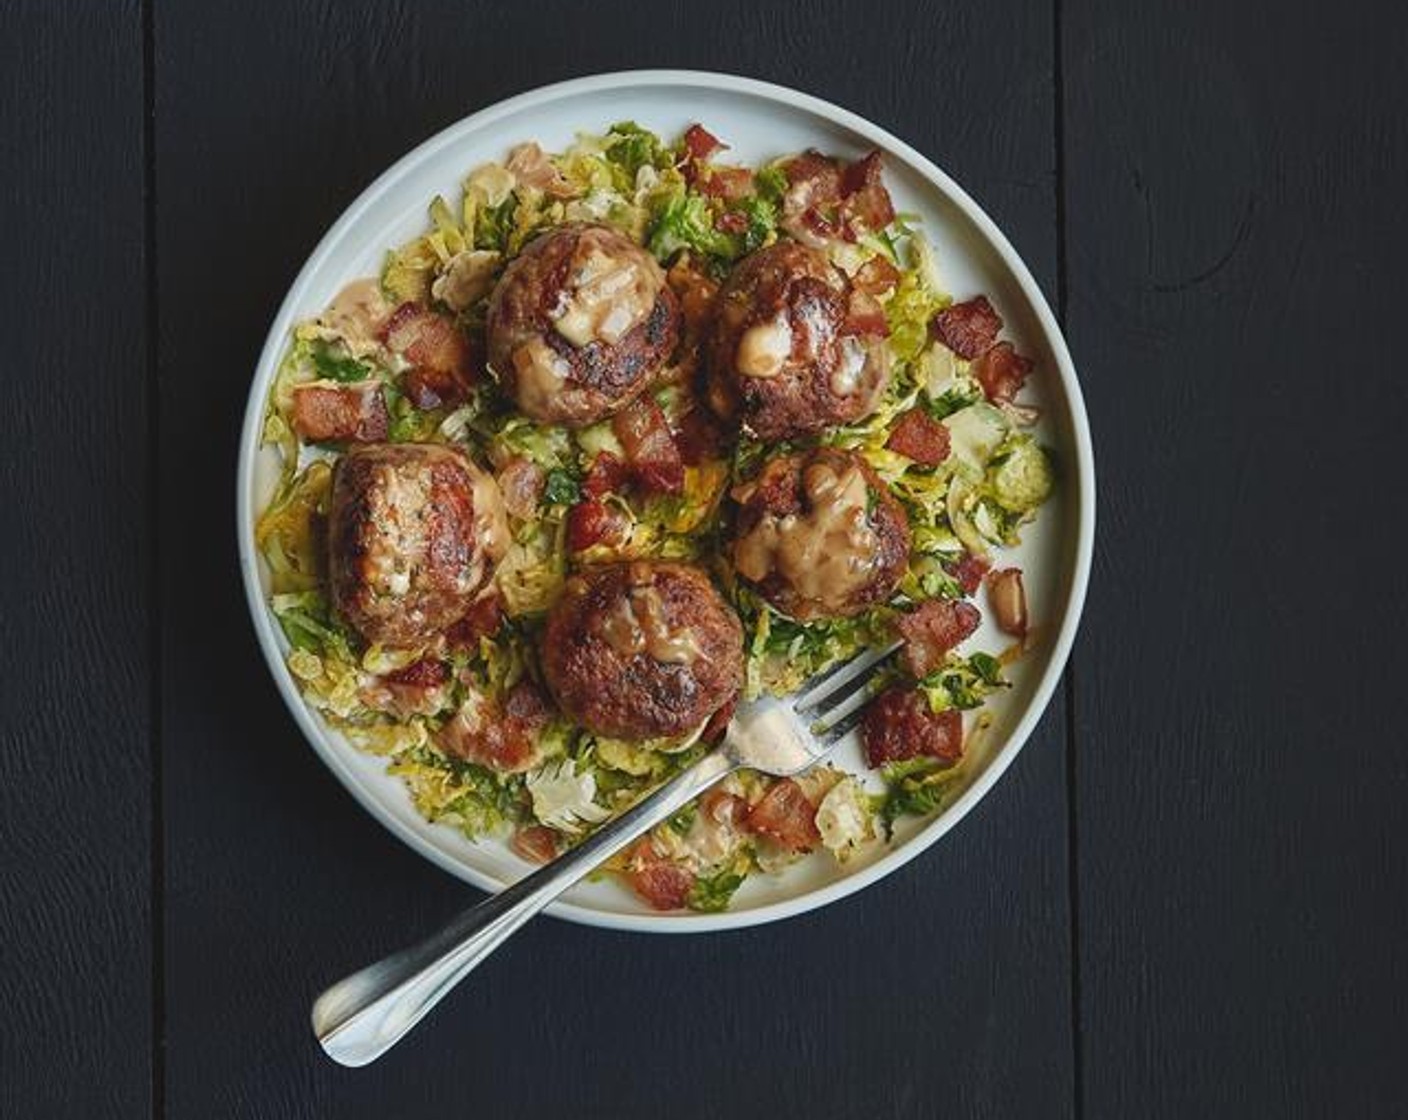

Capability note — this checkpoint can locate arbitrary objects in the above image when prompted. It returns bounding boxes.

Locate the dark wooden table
[5,2,1406,1116]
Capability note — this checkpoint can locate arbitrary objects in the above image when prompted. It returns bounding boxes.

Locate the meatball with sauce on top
[730,447,909,621]
[328,443,509,648]
[485,222,682,427]
[704,241,890,441]
[540,562,743,740]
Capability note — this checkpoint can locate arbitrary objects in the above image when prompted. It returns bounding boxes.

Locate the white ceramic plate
[237,70,1094,932]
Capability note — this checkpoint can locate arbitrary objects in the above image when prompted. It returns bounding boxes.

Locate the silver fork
[312,640,900,1066]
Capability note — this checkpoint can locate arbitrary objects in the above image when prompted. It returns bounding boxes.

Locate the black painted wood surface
[2,0,1405,1116]
[0,3,152,1117]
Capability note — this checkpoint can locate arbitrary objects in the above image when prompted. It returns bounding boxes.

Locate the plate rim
[235,68,1096,933]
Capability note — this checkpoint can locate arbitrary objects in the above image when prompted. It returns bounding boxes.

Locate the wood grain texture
[1063,1,1408,1115]
[152,1,1072,1117]
[0,2,151,1116]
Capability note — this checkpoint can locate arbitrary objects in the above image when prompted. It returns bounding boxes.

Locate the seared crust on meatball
[329,443,509,647]
[540,562,743,739]
[730,447,909,621]
[704,241,890,441]
[486,223,682,427]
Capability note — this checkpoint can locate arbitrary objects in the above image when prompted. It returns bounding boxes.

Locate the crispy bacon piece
[862,686,964,768]
[512,825,560,864]
[746,779,821,852]
[931,296,1003,360]
[853,255,901,295]
[445,593,504,650]
[497,456,545,520]
[626,838,696,910]
[838,150,896,235]
[382,302,478,408]
[290,381,388,442]
[674,406,728,466]
[384,658,449,689]
[885,407,951,466]
[971,341,1033,404]
[612,396,684,495]
[715,209,750,234]
[896,599,982,678]
[841,289,890,337]
[505,141,576,198]
[781,149,895,244]
[697,166,754,201]
[682,123,726,162]
[566,498,630,552]
[361,657,450,718]
[581,451,629,499]
[700,697,739,745]
[947,552,991,597]
[986,567,1029,639]
[436,680,551,774]
[700,786,750,828]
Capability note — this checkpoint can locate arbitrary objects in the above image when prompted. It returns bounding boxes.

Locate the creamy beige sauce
[734,460,880,612]
[510,336,572,415]
[550,231,661,347]
[319,279,391,357]
[736,314,793,378]
[598,583,702,664]
[830,336,869,396]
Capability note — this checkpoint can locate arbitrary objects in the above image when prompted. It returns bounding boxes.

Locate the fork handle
[312,746,737,1067]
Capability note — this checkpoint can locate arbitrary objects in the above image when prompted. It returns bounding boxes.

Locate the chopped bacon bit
[971,341,1033,404]
[841,288,890,337]
[931,296,1003,360]
[512,825,560,864]
[896,599,982,678]
[853,255,901,295]
[445,594,504,649]
[505,141,576,198]
[986,567,1029,639]
[566,498,630,552]
[382,302,478,408]
[780,151,844,245]
[612,396,684,495]
[862,687,964,768]
[290,381,388,442]
[839,150,896,235]
[581,451,629,499]
[682,123,726,163]
[436,680,551,773]
[715,209,750,234]
[697,166,754,201]
[384,658,449,689]
[497,456,545,521]
[948,552,991,596]
[746,779,821,852]
[627,838,696,910]
[674,406,728,466]
[699,787,750,832]
[800,205,844,242]
[700,697,738,745]
[885,408,951,466]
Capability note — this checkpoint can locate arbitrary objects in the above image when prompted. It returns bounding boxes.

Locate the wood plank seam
[1052,0,1085,1116]
[142,0,167,1116]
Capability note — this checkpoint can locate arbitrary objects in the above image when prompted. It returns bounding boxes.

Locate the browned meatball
[485,223,682,427]
[540,562,743,740]
[704,241,890,441]
[730,447,909,621]
[328,444,509,647]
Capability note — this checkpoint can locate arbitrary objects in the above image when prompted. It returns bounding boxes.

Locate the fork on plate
[312,639,899,1066]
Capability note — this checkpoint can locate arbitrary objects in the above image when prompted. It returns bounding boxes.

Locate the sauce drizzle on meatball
[734,458,881,614]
